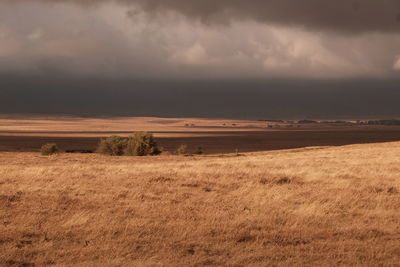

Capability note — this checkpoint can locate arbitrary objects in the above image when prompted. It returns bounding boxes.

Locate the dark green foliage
[41,143,59,155]
[125,132,160,156]
[176,144,188,155]
[97,136,127,156]
[97,132,160,156]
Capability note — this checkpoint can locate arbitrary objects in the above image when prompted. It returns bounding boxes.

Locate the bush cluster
[39,133,205,157]
[97,136,127,156]
[176,144,188,155]
[194,146,203,155]
[125,132,161,156]
[41,143,59,155]
[175,145,204,155]
[97,132,161,156]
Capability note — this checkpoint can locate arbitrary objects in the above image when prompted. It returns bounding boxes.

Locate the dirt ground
[1,129,400,154]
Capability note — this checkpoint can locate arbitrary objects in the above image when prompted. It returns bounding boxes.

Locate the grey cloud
[1,1,400,118]
[4,0,400,33]
[1,1,400,79]
[132,0,400,33]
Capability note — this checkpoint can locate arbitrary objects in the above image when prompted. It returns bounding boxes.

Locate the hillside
[1,142,399,266]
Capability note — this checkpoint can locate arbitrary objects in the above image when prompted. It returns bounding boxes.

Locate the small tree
[41,143,59,155]
[176,144,188,155]
[97,136,127,156]
[125,132,160,156]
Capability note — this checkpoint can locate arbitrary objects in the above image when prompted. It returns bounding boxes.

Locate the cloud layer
[4,0,400,33]
[132,0,400,33]
[0,1,400,79]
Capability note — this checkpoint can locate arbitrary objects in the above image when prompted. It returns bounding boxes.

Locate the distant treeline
[258,119,400,125]
[323,120,352,124]
[366,120,400,126]
[297,120,318,124]
[258,119,285,123]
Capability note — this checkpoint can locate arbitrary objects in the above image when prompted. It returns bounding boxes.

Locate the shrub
[176,144,188,155]
[125,132,160,156]
[194,146,203,155]
[97,136,127,156]
[41,143,59,155]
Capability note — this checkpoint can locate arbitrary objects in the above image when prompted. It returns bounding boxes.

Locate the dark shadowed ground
[1,129,400,154]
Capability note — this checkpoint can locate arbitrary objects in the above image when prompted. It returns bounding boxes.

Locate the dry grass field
[1,142,400,266]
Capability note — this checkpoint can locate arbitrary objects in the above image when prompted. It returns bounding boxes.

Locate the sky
[1,0,400,118]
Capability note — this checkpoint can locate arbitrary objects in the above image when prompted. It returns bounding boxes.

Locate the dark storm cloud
[4,0,400,33]
[1,74,400,119]
[132,0,400,33]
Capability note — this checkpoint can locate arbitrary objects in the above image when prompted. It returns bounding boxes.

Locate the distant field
[1,116,400,153]
[0,116,267,133]
[1,142,399,266]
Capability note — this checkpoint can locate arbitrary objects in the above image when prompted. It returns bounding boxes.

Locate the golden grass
[1,142,399,266]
